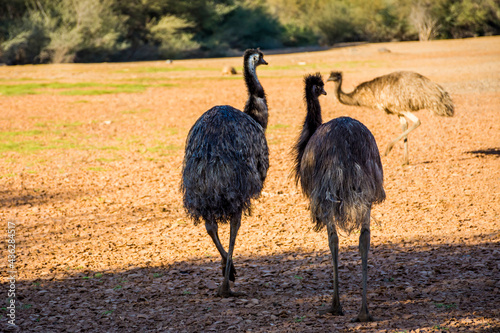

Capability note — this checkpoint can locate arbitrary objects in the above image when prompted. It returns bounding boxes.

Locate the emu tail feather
[430,84,454,117]
[308,162,384,234]
[300,117,386,234]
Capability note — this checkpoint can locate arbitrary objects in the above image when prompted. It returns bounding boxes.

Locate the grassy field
[0,36,499,332]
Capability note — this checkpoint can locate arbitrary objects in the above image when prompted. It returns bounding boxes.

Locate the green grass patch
[90,145,120,151]
[96,156,122,163]
[163,127,178,136]
[268,123,290,130]
[146,144,182,153]
[87,167,106,172]
[0,130,44,137]
[0,82,174,96]
[121,108,150,114]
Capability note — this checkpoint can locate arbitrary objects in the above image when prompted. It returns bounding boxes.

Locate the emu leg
[384,112,421,164]
[319,222,343,315]
[205,221,236,282]
[399,116,409,165]
[217,211,244,297]
[353,208,373,322]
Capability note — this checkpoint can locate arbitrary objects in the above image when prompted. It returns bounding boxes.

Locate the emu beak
[326,76,334,82]
[259,58,268,65]
[321,87,327,95]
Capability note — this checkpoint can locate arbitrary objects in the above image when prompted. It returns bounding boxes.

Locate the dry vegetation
[0,36,499,332]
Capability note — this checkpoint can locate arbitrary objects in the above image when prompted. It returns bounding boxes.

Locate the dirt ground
[0,36,499,332]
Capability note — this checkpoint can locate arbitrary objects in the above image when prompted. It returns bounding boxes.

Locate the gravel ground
[1,36,499,332]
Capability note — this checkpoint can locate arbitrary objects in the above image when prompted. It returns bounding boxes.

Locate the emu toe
[318,305,344,316]
[217,284,246,298]
[352,310,374,322]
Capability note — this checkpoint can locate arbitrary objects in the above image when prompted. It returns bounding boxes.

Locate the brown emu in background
[327,71,454,165]
[293,73,385,322]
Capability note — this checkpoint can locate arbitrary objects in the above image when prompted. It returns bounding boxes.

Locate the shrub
[43,0,129,63]
[147,15,199,59]
[1,11,51,65]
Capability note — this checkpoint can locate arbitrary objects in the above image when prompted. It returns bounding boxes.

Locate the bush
[204,1,283,53]
[44,0,129,63]
[444,0,500,38]
[315,1,361,44]
[1,11,51,65]
[1,0,499,64]
[147,15,199,59]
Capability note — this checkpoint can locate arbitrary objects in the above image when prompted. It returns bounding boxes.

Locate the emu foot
[352,310,373,322]
[318,304,344,316]
[217,284,245,298]
[221,261,236,282]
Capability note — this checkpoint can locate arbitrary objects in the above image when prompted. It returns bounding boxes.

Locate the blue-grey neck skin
[243,49,268,130]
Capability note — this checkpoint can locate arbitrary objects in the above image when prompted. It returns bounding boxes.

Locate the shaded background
[1,0,500,65]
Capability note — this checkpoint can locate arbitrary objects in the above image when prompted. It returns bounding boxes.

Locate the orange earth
[0,36,499,332]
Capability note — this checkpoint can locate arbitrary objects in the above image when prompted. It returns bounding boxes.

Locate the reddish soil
[0,36,499,332]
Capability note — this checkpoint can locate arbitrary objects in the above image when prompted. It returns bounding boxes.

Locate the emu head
[327,71,342,83]
[305,72,327,97]
[244,48,268,68]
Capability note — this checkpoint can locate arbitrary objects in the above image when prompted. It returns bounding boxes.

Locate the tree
[410,1,438,41]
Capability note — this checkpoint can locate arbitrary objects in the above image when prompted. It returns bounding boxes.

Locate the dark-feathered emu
[327,71,454,165]
[181,49,269,297]
[293,73,386,322]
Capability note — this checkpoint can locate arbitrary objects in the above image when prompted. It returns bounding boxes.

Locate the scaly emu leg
[319,221,343,315]
[217,211,244,297]
[353,206,374,322]
[205,220,236,282]
[384,111,421,164]
[399,116,409,165]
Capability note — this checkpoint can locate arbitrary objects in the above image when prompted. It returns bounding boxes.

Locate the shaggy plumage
[327,71,454,164]
[181,48,268,297]
[293,73,385,322]
[182,106,268,224]
[293,74,385,233]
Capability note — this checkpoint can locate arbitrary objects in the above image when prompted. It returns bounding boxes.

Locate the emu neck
[305,92,322,135]
[243,60,268,130]
[293,91,322,183]
[334,81,360,106]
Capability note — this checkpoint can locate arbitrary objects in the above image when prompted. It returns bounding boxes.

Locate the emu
[327,71,454,165]
[181,49,269,297]
[293,73,386,322]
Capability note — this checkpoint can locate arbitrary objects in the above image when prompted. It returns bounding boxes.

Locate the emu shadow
[4,240,499,332]
[468,148,500,157]
[0,188,92,207]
